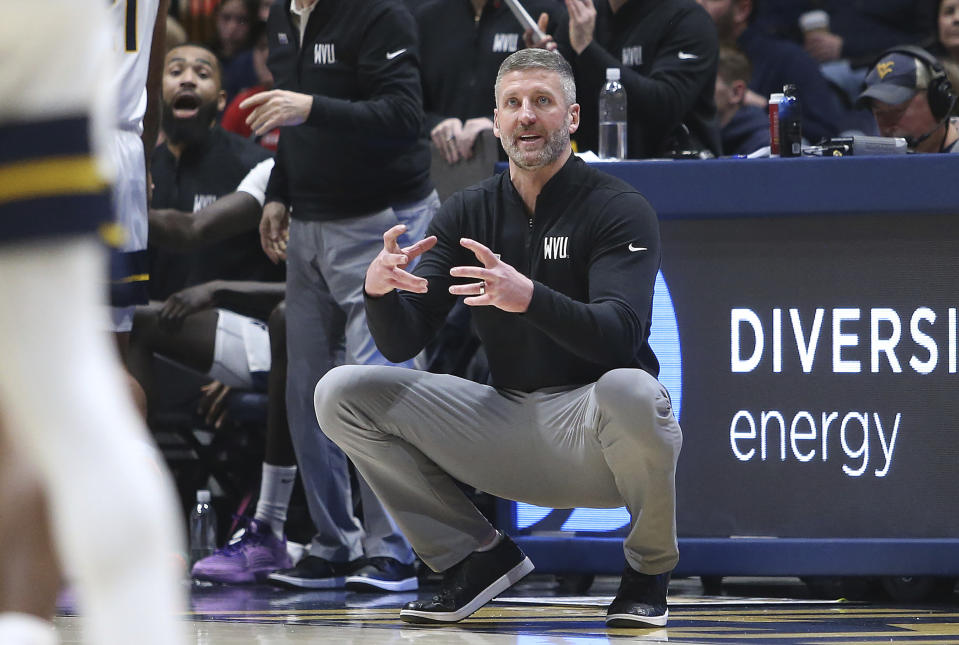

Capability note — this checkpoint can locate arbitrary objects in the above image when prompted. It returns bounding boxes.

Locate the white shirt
[289,0,319,50]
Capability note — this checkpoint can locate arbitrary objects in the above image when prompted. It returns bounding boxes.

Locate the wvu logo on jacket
[622,45,642,66]
[492,33,519,53]
[314,43,336,65]
[544,236,569,260]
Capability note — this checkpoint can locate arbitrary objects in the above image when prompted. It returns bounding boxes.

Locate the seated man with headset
[857,45,959,154]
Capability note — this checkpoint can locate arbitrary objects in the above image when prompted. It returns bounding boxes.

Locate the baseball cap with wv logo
[857,52,927,107]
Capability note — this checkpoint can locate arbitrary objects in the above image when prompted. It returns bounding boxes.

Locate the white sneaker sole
[345,575,419,592]
[266,573,345,589]
[399,557,534,624]
[605,609,668,628]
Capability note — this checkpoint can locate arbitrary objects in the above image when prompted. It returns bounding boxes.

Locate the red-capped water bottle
[768,92,784,156]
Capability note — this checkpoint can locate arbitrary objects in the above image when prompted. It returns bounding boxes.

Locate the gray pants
[315,364,682,574]
[285,191,439,563]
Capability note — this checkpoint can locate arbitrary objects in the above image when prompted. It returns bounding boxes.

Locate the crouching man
[315,49,682,628]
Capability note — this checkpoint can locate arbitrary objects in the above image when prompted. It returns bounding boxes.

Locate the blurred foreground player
[108,0,167,351]
[0,2,187,645]
[316,49,682,627]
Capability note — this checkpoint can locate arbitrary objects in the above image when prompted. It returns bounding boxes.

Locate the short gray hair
[494,49,577,107]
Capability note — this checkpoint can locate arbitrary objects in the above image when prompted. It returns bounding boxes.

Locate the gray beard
[502,120,570,170]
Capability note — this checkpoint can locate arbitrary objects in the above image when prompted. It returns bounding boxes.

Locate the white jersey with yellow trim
[0,0,113,241]
[109,0,162,133]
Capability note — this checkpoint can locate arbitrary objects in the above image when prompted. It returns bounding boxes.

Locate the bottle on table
[779,84,803,158]
[598,67,627,160]
[768,92,784,157]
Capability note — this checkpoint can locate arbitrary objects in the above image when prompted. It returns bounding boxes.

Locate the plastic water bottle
[598,68,627,160]
[778,84,802,157]
[189,489,217,565]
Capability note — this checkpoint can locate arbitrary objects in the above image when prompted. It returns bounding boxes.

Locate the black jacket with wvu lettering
[149,127,280,300]
[555,0,721,159]
[264,0,432,219]
[366,155,661,391]
[414,0,564,131]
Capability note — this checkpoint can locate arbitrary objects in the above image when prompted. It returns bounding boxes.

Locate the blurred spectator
[140,43,280,419]
[213,0,256,60]
[555,0,721,158]
[805,2,937,66]
[754,0,937,67]
[416,0,564,165]
[928,0,959,100]
[258,0,274,21]
[149,43,279,301]
[213,0,260,102]
[715,45,769,154]
[698,0,847,142]
[222,24,279,150]
[857,47,958,153]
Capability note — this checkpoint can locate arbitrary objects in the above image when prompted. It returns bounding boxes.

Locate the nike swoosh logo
[677,51,698,60]
[386,48,407,60]
[628,243,647,252]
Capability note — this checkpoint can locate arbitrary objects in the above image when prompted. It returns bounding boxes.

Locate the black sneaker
[399,535,534,623]
[605,564,670,628]
[266,555,363,589]
[345,557,419,592]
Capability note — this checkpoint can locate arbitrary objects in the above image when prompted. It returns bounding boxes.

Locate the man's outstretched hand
[449,238,533,313]
[240,89,313,135]
[364,224,437,297]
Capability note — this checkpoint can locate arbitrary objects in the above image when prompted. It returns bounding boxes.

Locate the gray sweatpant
[285,192,438,563]
[315,364,682,574]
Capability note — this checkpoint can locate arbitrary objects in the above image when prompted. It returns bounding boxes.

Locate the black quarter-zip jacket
[415,0,564,130]
[264,0,432,219]
[366,155,662,391]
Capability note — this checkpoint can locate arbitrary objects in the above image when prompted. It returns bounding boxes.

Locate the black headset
[869,44,956,120]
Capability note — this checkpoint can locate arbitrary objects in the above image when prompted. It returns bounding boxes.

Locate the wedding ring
[478,281,486,296]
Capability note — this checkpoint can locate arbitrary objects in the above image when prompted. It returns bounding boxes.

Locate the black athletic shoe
[399,536,534,623]
[267,555,364,589]
[605,564,670,628]
[345,557,419,592]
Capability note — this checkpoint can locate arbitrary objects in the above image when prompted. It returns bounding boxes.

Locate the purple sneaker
[191,518,292,584]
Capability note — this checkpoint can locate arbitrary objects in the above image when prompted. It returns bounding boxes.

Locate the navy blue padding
[499,154,959,220]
